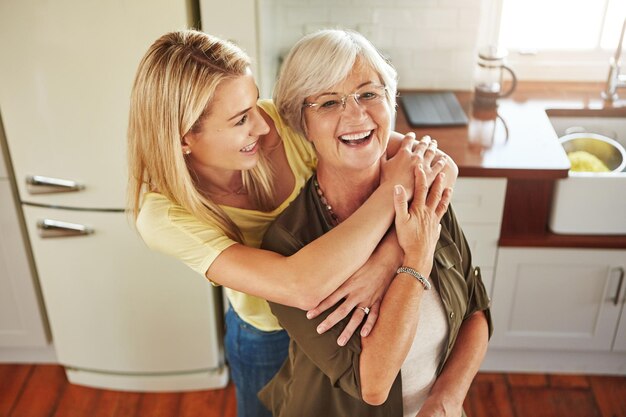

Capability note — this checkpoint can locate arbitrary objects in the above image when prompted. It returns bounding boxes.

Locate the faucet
[602,17,626,102]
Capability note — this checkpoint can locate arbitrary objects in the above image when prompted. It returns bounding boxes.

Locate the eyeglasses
[302,84,387,116]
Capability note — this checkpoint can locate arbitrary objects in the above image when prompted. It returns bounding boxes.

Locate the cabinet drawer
[452,178,507,224]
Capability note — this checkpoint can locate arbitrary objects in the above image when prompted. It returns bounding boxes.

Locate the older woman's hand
[394,164,452,274]
[415,396,461,417]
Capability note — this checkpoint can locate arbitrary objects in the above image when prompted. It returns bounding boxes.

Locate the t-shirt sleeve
[136,194,237,278]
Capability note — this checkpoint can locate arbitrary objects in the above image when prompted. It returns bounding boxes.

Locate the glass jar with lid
[473,46,517,108]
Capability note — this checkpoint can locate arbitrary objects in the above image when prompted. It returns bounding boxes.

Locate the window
[486,0,626,80]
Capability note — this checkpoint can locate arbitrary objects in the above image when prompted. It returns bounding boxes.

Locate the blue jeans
[224,307,289,417]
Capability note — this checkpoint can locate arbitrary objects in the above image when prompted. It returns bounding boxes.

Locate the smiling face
[182,70,270,179]
[303,61,391,175]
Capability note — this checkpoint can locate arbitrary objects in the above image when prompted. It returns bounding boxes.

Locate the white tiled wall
[258,0,487,96]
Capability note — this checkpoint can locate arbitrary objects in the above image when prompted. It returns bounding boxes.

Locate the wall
[258,0,486,97]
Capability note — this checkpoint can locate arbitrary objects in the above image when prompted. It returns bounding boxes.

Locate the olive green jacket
[259,175,493,417]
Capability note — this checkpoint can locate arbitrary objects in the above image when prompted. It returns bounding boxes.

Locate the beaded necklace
[313,177,339,226]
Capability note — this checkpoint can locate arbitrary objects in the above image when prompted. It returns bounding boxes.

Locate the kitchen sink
[546,108,626,235]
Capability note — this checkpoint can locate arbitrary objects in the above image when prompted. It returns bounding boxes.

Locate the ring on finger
[358,306,370,315]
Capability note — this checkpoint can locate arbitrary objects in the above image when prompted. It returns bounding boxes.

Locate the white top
[401,286,449,417]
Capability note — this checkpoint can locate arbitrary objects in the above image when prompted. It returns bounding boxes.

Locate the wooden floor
[1,365,625,417]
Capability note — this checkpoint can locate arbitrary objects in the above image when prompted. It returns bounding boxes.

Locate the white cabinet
[452,178,507,296]
[491,248,626,352]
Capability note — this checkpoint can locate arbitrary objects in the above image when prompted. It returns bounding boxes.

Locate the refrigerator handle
[37,219,94,238]
[26,175,85,194]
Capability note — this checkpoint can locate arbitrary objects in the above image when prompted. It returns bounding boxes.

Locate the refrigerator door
[0,183,48,347]
[0,0,191,209]
[23,205,227,391]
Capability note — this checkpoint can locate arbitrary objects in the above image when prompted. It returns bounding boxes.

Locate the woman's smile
[240,140,259,153]
[338,129,374,146]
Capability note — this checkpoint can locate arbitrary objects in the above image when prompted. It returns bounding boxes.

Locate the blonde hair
[128,30,275,242]
[274,29,398,136]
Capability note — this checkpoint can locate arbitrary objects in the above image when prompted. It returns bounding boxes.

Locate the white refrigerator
[0,0,228,391]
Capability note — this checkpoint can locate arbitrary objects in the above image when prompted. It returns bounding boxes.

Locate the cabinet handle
[37,219,94,238]
[613,267,625,306]
[26,175,85,194]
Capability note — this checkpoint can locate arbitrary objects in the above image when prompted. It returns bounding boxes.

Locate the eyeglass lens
[307,85,386,114]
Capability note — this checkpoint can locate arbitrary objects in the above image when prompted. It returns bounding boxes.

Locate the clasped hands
[306,132,455,345]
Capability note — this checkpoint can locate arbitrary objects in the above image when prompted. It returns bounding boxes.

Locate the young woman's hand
[380,132,421,194]
[305,265,386,346]
[414,135,456,187]
[305,230,402,345]
[382,133,456,195]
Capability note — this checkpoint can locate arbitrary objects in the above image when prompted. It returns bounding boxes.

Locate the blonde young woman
[260,29,491,417]
[127,30,456,417]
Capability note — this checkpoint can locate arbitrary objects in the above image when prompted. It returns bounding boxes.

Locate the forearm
[369,227,403,282]
[427,311,489,412]
[287,182,397,306]
[210,182,396,310]
[359,254,431,405]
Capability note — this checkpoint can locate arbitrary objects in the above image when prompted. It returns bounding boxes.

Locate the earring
[184,149,191,155]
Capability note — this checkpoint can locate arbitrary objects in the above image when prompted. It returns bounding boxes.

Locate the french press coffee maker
[473,46,517,108]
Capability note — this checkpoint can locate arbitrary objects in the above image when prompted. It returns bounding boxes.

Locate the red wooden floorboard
[1,365,625,417]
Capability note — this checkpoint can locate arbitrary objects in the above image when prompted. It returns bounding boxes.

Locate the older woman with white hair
[260,29,492,417]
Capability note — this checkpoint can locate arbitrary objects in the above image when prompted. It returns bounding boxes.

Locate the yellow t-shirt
[136,100,317,331]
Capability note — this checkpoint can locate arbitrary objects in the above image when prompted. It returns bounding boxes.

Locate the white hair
[274,29,398,136]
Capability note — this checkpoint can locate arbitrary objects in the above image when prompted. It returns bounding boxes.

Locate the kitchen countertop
[396,81,625,179]
[396,82,626,248]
